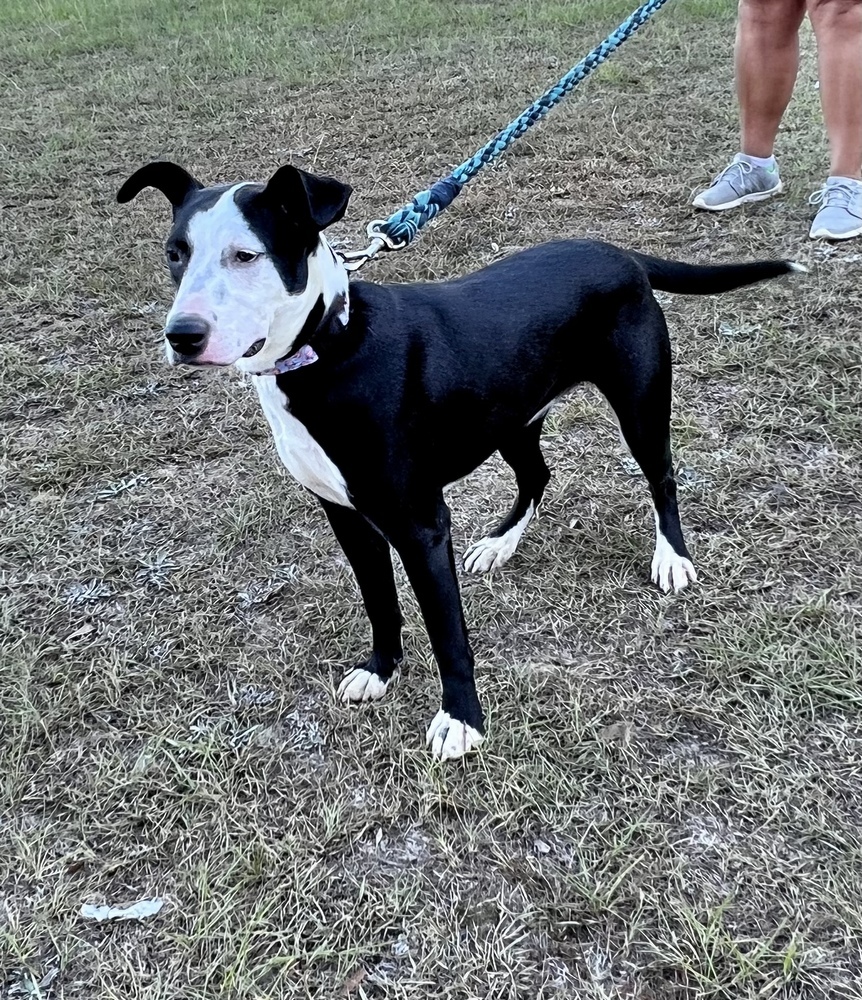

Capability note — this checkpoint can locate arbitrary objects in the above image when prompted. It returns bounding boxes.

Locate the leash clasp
[337,220,409,272]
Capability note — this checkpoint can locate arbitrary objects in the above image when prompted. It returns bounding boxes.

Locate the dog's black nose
[165,315,210,356]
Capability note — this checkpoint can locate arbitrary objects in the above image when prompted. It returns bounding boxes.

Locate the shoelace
[712,159,752,186]
[708,158,756,197]
[809,180,861,210]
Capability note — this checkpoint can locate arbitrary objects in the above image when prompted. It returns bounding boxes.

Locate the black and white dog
[118,161,801,760]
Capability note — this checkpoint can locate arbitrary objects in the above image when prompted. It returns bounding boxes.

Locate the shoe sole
[692,181,783,212]
[809,221,862,240]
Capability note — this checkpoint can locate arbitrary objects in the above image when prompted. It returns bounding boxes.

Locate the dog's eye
[235,250,261,264]
[166,240,188,264]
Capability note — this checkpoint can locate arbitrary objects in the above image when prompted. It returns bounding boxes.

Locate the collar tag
[255,343,319,377]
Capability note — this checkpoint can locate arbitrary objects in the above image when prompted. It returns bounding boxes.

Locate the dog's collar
[252,290,348,378]
[253,342,319,377]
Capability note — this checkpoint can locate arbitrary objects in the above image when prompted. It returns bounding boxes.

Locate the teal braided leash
[342,0,672,267]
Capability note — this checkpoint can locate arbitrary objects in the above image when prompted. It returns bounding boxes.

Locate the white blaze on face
[164,183,349,369]
[237,234,349,376]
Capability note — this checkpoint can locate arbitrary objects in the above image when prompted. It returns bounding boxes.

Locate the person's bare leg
[736,0,807,157]
[808,0,862,179]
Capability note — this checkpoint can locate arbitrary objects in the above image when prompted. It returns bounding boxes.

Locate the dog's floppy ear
[263,164,352,230]
[117,161,203,209]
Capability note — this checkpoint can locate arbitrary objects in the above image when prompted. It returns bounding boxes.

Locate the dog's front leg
[320,499,403,703]
[386,496,485,761]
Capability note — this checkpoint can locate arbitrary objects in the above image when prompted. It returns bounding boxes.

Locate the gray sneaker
[809,177,862,240]
[692,154,783,211]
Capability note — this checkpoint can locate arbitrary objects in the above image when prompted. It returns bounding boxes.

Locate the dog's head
[117,161,352,372]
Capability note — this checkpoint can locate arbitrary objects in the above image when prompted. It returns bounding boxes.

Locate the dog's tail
[630,251,806,295]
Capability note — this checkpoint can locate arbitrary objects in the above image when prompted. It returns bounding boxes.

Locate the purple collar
[254,342,319,377]
[251,289,348,376]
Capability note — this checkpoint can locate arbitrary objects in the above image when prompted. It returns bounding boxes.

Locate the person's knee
[741,0,798,10]
[808,0,862,27]
[738,0,805,31]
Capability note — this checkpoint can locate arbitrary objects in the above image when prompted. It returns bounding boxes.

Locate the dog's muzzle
[164,315,210,360]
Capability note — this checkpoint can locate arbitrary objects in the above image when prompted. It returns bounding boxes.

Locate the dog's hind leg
[464,418,551,574]
[596,311,697,594]
[320,499,403,702]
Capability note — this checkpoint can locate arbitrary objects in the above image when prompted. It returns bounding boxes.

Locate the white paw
[337,667,396,703]
[425,709,485,761]
[464,534,517,573]
[464,503,534,574]
[651,546,698,593]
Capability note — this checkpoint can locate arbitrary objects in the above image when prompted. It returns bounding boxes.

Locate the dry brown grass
[2,1,862,997]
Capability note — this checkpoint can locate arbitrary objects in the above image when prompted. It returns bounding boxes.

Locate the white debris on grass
[80,898,164,922]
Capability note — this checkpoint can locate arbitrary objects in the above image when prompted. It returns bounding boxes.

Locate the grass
[2,0,862,996]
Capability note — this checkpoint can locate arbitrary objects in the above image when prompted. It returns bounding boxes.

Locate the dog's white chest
[254,378,353,508]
